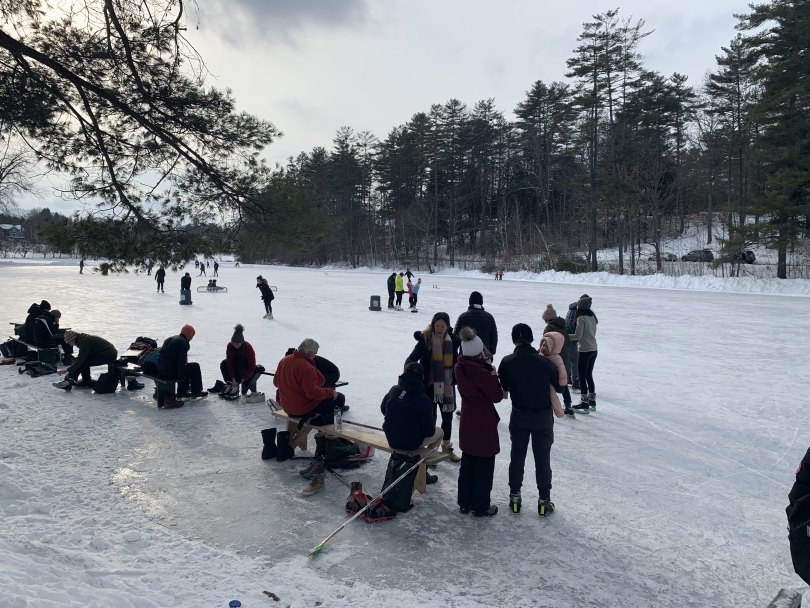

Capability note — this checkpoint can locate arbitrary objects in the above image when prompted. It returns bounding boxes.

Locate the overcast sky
[23,0,747,213]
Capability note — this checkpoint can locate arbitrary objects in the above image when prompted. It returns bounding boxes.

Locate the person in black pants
[154,266,165,292]
[498,323,562,517]
[387,272,396,309]
[256,275,275,319]
[33,308,74,361]
[157,325,207,400]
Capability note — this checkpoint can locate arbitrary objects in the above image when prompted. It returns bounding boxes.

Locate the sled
[197,286,228,293]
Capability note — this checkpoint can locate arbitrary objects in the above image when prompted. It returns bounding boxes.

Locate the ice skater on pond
[154,266,165,292]
[256,275,274,319]
[571,294,598,412]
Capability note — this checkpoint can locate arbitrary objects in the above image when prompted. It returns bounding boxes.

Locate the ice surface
[0,261,808,606]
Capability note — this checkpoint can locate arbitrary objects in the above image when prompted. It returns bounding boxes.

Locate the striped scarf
[431,332,456,412]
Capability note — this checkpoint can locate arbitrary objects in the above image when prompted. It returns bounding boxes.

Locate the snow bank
[322,264,810,296]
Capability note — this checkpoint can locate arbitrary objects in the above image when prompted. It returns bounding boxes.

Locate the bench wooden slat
[260,370,348,388]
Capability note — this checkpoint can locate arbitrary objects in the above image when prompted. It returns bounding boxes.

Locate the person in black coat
[380,363,442,452]
[386,272,397,310]
[454,291,498,356]
[180,272,192,291]
[33,308,73,359]
[256,275,275,319]
[154,267,166,292]
[24,300,49,343]
[405,311,461,461]
[788,446,810,585]
[498,323,562,517]
[157,325,206,398]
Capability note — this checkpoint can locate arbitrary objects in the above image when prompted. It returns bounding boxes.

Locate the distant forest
[1,1,808,277]
[238,3,810,278]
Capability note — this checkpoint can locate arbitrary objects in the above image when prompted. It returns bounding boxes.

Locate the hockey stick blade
[308,446,439,556]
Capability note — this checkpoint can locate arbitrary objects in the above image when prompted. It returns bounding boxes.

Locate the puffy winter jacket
[454,305,498,355]
[67,334,118,375]
[24,303,41,342]
[387,274,396,292]
[225,341,256,382]
[257,280,274,301]
[539,332,567,418]
[498,343,561,415]
[33,312,59,347]
[455,355,503,457]
[395,274,404,291]
[543,316,570,379]
[380,371,437,451]
[273,351,334,416]
[180,275,191,290]
[412,282,421,294]
[565,302,578,334]
[154,268,166,282]
[157,334,190,380]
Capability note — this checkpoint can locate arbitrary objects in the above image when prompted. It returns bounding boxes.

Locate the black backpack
[324,437,364,470]
[93,372,119,394]
[381,452,418,513]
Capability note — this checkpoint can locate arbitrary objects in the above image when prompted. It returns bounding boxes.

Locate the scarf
[431,332,456,412]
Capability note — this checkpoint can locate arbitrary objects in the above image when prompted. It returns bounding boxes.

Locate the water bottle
[334,406,343,432]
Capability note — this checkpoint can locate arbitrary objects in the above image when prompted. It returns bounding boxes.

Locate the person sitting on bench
[54,330,143,390]
[282,347,341,389]
[157,325,207,402]
[380,362,443,484]
[33,308,74,364]
[217,324,259,398]
[24,300,49,343]
[274,338,345,426]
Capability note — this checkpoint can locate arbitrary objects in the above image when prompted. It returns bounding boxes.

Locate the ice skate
[572,398,590,414]
[509,492,522,513]
[538,498,555,518]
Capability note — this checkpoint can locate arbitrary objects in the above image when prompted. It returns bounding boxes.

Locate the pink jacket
[539,331,567,418]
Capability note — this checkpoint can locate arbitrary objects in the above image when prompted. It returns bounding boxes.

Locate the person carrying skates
[498,323,562,517]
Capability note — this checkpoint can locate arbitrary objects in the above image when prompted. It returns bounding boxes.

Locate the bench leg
[414,464,428,494]
[286,420,310,451]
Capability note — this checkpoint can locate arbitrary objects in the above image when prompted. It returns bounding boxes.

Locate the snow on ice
[0,260,808,607]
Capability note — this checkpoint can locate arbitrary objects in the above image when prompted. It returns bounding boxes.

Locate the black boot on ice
[509,492,522,513]
[564,403,575,417]
[276,431,294,462]
[538,498,555,518]
[572,399,590,414]
[589,393,596,411]
[261,428,277,460]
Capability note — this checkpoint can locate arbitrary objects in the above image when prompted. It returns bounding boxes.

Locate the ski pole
[342,419,383,432]
[309,446,439,557]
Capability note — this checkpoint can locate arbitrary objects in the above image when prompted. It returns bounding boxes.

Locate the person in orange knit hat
[156,324,207,408]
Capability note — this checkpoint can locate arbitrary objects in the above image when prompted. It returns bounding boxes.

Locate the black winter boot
[276,431,294,462]
[314,432,329,458]
[261,428,277,460]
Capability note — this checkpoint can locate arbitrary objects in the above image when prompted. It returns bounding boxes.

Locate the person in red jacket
[218,324,257,398]
[455,326,503,517]
[273,338,345,422]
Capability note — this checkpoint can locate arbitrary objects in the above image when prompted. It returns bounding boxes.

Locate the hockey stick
[309,446,439,557]
[342,419,383,432]
[325,466,352,487]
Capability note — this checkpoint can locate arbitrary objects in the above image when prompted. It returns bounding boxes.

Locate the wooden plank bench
[270,409,449,494]
[141,374,176,407]
[10,338,58,366]
[111,362,142,388]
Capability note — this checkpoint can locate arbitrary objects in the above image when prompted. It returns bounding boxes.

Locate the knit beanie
[180,324,196,339]
[458,326,484,357]
[469,291,484,306]
[63,330,78,343]
[39,300,51,310]
[578,295,592,311]
[541,303,557,322]
[511,323,533,344]
[231,324,245,343]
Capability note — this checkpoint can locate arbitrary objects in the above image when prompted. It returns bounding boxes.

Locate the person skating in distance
[256,275,275,319]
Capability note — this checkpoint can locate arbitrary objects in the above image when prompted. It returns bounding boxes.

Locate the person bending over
[218,324,258,398]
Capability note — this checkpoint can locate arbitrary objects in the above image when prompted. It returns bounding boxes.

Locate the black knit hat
[469,291,484,306]
[511,323,533,344]
[231,324,245,343]
[39,300,51,310]
[578,295,593,311]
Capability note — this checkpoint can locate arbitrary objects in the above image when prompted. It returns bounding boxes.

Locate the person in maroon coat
[455,327,503,517]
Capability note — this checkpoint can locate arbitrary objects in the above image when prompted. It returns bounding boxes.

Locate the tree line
[1,0,808,277]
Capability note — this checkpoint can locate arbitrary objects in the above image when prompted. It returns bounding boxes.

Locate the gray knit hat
[231,324,245,343]
[578,295,592,311]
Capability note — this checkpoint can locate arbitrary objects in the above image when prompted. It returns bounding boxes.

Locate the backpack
[381,452,419,513]
[324,437,365,469]
[93,372,119,394]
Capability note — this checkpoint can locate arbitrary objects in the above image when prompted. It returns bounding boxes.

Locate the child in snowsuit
[538,332,567,419]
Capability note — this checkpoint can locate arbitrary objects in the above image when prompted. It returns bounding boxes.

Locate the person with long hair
[406,312,461,461]
[572,294,598,412]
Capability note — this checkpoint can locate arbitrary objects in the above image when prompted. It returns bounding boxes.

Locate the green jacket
[395,275,404,291]
[67,334,118,374]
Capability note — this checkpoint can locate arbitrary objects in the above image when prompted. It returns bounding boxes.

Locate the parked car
[681,249,714,262]
[733,250,756,264]
[648,252,677,262]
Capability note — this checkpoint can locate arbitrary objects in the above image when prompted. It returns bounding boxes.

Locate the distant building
[0,224,24,239]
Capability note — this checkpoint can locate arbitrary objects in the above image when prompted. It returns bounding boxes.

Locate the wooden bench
[141,374,176,407]
[10,338,58,366]
[270,409,449,494]
[111,362,142,388]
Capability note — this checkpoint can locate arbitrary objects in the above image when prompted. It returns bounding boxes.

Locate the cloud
[198,0,368,45]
